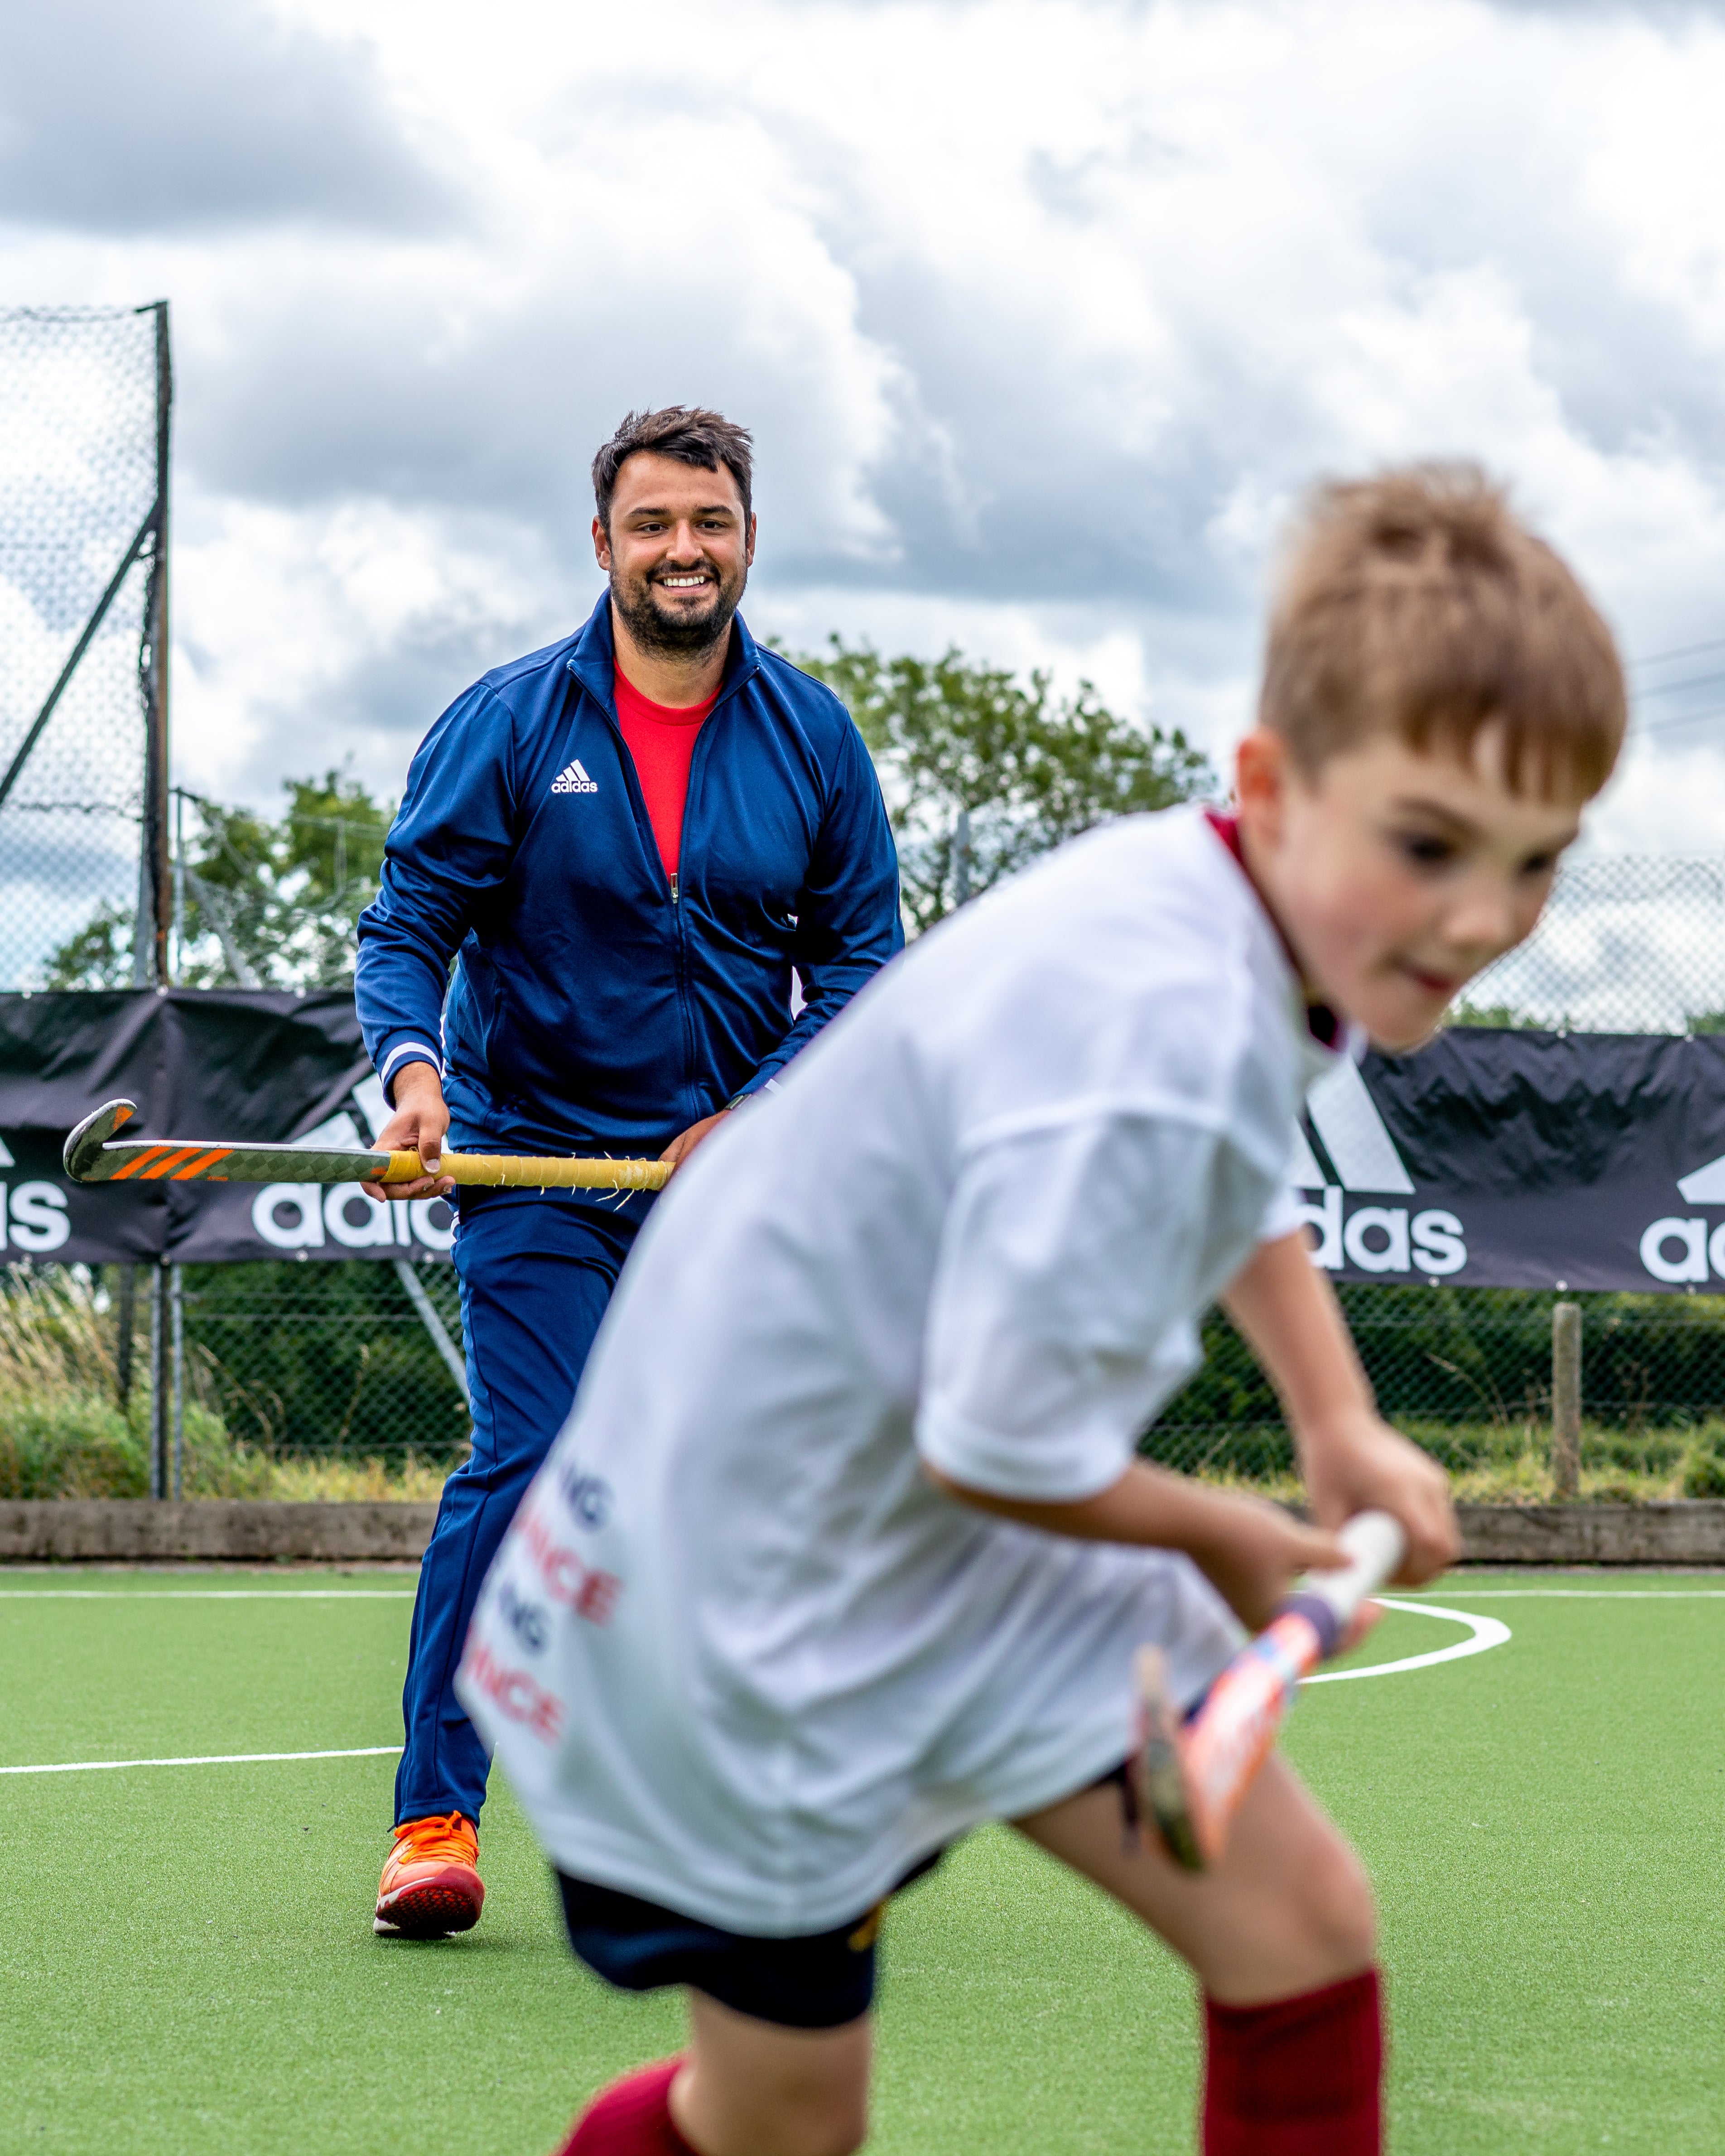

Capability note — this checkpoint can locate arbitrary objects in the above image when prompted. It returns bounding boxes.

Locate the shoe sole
[375,1866,485,1940]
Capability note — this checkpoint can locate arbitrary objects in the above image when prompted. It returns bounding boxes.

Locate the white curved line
[0,1745,401,1776]
[1304,1597,1511,1684]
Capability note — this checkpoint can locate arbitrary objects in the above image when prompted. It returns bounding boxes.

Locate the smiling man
[354,407,902,1940]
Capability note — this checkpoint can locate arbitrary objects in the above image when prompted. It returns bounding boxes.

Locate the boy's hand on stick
[1299,1405,1458,1588]
[361,1062,455,1201]
[1178,1489,1349,1634]
[1220,1230,1460,1589]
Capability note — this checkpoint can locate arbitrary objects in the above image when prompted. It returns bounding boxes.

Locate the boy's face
[1235,722,1586,1052]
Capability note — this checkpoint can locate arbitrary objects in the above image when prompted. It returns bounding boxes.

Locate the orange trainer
[374,1812,485,1938]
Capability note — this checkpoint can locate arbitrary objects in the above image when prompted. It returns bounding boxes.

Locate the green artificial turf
[0,1569,1720,2154]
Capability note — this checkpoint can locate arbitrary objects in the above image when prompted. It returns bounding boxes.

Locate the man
[354,406,902,1939]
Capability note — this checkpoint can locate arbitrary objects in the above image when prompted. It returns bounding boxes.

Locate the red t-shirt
[613,668,719,879]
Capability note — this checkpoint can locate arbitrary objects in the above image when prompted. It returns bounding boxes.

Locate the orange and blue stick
[1134,1510,1407,1872]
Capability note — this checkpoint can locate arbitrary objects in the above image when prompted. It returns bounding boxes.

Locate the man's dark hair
[592,407,754,531]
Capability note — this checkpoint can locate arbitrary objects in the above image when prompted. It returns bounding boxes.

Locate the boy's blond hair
[1260,463,1626,799]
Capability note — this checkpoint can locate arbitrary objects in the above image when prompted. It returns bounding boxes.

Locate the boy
[460,466,1625,2155]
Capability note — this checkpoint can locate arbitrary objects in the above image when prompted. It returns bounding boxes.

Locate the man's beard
[610,561,745,657]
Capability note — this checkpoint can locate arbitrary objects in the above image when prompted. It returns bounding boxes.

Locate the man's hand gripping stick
[1132,1509,1407,1872]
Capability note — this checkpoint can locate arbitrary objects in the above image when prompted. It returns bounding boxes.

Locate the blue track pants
[393,1203,636,1826]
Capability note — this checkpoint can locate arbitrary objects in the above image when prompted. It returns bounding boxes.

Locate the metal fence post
[1552,1300,1581,1498]
[148,1260,168,1499]
[169,1262,184,1499]
[392,1257,470,1408]
[141,300,172,990]
[115,1263,136,1410]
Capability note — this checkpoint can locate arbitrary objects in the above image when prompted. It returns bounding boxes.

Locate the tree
[44,771,393,990]
[796,639,1215,934]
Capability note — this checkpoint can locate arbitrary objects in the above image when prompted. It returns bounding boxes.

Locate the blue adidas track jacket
[355,597,902,1211]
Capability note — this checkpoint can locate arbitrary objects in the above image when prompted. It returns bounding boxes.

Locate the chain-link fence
[0,304,169,992]
[1146,1285,1725,1499]
[7,1260,1725,1503]
[1459,856,1725,1034]
[0,1259,469,1500]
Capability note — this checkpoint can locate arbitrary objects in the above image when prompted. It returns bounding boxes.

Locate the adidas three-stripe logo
[551,759,598,795]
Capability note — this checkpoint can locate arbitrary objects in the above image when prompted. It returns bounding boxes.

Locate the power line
[1629,635,1725,673]
[1636,703,1725,738]
[1634,667,1725,702]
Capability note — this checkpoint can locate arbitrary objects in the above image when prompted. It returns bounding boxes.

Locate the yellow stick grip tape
[380,1149,670,1191]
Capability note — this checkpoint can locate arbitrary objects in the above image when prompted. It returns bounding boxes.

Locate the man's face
[1236,722,1587,1052]
[593,451,755,658]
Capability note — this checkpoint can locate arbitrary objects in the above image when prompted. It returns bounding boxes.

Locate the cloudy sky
[7,0,1725,857]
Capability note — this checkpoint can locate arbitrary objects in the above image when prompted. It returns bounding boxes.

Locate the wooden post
[1552,1300,1581,1498]
[169,1262,184,1501]
[148,1260,167,1500]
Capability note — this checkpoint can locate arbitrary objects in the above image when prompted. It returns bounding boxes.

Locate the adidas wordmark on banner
[551,760,598,796]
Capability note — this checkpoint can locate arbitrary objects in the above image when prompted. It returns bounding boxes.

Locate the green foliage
[181,1261,470,1463]
[0,1397,144,1497]
[42,770,394,990]
[1682,1433,1725,1498]
[1445,1000,1548,1029]
[0,1394,262,1499]
[42,900,137,990]
[178,771,392,988]
[795,638,1215,933]
[1147,1284,1725,1487]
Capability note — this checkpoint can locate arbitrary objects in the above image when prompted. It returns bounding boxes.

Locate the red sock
[1202,1966,1383,2156]
[557,2057,698,2155]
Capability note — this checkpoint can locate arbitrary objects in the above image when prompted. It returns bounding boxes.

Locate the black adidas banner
[1297,1031,1725,1292]
[0,989,453,1266]
[3,991,1725,1288]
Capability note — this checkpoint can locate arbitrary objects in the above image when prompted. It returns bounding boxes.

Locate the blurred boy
[462,466,1625,2156]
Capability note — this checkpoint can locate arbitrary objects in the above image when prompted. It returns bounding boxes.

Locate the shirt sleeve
[355,685,518,1102]
[730,715,904,1102]
[1258,1183,1302,1243]
[914,1112,1228,1502]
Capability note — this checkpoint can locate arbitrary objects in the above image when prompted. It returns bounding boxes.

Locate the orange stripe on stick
[110,1148,170,1181]
[170,1150,232,1180]
[139,1147,207,1180]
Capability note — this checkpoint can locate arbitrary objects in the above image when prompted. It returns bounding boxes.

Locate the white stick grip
[1299,1508,1406,1629]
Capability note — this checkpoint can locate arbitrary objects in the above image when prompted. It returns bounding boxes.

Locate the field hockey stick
[1132,1508,1406,1873]
[62,1097,671,1193]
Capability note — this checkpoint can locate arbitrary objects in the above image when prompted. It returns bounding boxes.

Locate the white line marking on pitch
[0,1590,415,1599]
[1305,1598,1510,1683]
[1395,1588,1725,1598]
[0,1745,402,1776]
[0,1603,1515,1769]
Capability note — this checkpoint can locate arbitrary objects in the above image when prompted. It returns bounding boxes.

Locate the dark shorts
[556,1852,944,2030]
[554,1762,1142,2031]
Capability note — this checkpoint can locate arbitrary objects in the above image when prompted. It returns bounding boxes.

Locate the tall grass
[0,1267,449,1499]
[0,1266,146,1497]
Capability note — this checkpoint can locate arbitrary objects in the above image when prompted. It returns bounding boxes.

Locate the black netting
[0,305,165,990]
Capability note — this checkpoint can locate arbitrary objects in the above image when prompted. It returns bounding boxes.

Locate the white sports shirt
[460,805,1344,1935]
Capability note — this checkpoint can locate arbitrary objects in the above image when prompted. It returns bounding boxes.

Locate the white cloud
[5,0,1725,840]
